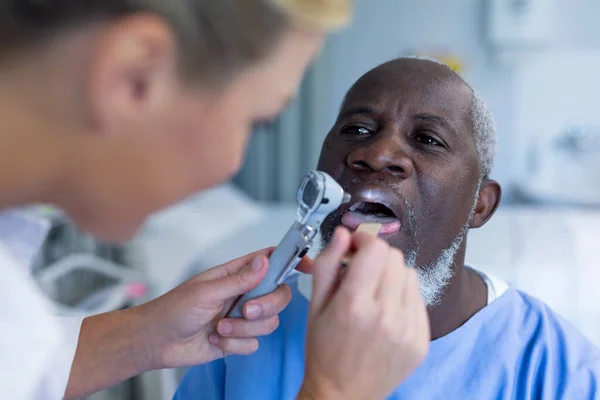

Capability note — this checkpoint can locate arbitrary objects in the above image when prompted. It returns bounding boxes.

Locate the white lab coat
[0,211,82,399]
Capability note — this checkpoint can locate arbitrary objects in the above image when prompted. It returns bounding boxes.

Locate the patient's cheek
[320,162,345,182]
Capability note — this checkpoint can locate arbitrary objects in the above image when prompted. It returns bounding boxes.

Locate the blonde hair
[0,1,352,83]
[273,0,352,30]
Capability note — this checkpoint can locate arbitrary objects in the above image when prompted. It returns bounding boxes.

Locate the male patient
[174,58,600,399]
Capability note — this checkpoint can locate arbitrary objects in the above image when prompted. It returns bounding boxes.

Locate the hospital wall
[321,0,600,202]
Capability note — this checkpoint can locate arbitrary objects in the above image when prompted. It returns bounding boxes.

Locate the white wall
[318,0,600,200]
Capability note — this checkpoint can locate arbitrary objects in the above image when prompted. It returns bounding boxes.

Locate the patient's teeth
[349,203,360,212]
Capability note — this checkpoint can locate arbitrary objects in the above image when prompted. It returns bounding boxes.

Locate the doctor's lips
[339,193,402,235]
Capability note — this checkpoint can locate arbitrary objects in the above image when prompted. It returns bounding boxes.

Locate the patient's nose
[347,135,413,178]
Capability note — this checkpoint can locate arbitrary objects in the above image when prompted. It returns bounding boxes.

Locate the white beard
[299,185,481,307]
[404,228,466,307]
[297,228,466,307]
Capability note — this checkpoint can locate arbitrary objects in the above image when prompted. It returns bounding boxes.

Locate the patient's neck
[427,250,488,340]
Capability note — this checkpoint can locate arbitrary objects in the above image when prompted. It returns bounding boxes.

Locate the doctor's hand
[298,227,430,400]
[66,247,305,399]
[136,247,304,369]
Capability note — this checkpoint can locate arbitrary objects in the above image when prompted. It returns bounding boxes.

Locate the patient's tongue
[342,211,401,234]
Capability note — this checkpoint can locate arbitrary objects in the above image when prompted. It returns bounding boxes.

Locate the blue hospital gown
[175,277,600,400]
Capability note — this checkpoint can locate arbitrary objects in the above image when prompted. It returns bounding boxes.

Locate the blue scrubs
[175,276,600,400]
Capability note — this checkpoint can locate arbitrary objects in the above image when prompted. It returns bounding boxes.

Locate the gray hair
[406,56,497,178]
[0,0,351,84]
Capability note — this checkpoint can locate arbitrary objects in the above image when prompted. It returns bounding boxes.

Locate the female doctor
[0,1,430,399]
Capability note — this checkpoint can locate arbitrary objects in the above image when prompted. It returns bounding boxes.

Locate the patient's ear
[469,179,501,229]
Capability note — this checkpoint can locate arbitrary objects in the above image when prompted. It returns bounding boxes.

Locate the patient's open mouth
[341,201,401,235]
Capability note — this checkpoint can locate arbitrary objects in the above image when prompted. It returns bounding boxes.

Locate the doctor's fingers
[201,255,272,304]
[391,266,430,346]
[340,234,390,298]
[198,247,275,282]
[399,268,430,362]
[238,283,292,321]
[217,315,280,338]
[376,247,405,302]
[310,227,351,312]
[402,268,428,327]
[209,334,259,356]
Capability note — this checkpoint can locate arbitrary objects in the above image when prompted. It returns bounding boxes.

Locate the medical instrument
[341,222,381,266]
[227,170,350,318]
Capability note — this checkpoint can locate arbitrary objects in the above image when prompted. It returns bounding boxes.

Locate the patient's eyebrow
[339,106,377,120]
[413,113,457,136]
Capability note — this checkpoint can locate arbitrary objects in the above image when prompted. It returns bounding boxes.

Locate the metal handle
[227,223,308,318]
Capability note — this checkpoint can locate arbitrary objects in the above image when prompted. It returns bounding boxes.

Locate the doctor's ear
[469,179,501,229]
[86,14,178,133]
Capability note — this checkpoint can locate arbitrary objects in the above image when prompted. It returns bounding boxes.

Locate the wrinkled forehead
[340,62,473,130]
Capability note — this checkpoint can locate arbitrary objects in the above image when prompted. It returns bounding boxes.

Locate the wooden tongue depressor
[341,222,382,266]
[356,222,382,235]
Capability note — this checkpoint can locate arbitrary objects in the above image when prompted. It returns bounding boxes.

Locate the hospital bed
[133,183,600,400]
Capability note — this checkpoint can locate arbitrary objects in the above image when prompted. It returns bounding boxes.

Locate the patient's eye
[342,125,372,136]
[414,131,443,147]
